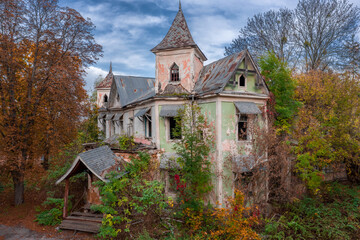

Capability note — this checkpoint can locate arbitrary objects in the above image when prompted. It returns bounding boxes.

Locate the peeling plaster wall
[155,48,203,93]
[133,106,154,145]
[96,89,110,107]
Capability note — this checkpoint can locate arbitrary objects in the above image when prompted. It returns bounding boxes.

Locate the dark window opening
[169,117,181,140]
[145,115,152,138]
[238,115,248,140]
[104,94,108,103]
[239,75,246,87]
[171,63,179,82]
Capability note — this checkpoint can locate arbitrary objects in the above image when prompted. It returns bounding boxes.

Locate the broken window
[145,111,152,138]
[239,74,246,87]
[127,117,134,136]
[238,115,248,141]
[169,117,181,140]
[170,63,179,82]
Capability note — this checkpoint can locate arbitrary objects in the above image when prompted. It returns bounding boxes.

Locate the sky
[58,0,360,92]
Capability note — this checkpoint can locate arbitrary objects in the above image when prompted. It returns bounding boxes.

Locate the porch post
[63,178,69,218]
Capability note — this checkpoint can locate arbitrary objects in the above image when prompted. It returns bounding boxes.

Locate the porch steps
[59,212,103,233]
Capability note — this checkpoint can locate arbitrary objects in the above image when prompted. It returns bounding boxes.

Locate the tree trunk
[12,171,24,205]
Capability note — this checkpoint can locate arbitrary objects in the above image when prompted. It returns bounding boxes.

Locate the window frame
[239,74,246,88]
[237,114,248,141]
[170,63,180,82]
[167,116,181,140]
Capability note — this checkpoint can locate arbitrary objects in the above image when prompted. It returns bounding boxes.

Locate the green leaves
[259,51,301,132]
[93,152,168,238]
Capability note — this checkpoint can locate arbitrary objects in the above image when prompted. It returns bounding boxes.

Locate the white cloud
[83,66,108,92]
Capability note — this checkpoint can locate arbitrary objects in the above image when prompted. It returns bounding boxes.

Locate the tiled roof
[78,146,117,178]
[194,51,245,95]
[113,75,155,108]
[96,72,113,89]
[56,146,118,184]
[151,8,197,52]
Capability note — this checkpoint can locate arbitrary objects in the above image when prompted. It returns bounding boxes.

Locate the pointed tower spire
[151,4,206,61]
[109,61,112,73]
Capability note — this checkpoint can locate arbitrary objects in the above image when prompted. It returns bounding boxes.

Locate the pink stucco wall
[155,48,203,93]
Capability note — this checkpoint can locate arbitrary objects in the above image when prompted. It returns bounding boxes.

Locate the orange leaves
[210,190,260,240]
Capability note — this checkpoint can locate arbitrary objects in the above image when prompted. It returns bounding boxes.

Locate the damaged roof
[114,75,155,108]
[151,6,206,60]
[56,146,119,184]
[194,51,245,95]
[97,64,114,89]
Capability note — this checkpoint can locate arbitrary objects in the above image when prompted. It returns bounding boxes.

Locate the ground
[0,169,96,240]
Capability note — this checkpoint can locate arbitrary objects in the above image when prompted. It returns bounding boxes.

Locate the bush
[118,135,135,150]
[264,183,360,239]
[210,190,260,240]
[35,197,72,226]
[92,152,169,239]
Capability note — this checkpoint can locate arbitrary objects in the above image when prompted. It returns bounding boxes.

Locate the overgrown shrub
[92,152,169,239]
[35,197,72,226]
[118,134,135,150]
[264,183,360,239]
[210,190,260,239]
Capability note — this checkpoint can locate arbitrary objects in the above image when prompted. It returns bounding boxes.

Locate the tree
[225,8,297,67]
[294,71,360,188]
[225,0,360,72]
[173,103,214,213]
[294,0,360,71]
[259,52,301,131]
[0,0,102,205]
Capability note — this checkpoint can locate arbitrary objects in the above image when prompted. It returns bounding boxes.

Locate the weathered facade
[96,5,270,204]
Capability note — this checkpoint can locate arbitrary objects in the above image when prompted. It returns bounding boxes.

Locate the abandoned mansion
[95,5,270,204]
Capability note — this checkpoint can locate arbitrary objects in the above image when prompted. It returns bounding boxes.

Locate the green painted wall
[224,59,262,94]
[159,102,217,153]
[159,105,175,152]
[221,102,237,197]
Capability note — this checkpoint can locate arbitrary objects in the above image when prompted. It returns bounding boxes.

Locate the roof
[56,146,119,184]
[96,72,113,89]
[232,154,267,172]
[134,107,151,118]
[234,102,261,115]
[113,75,155,108]
[151,7,206,60]
[194,51,245,95]
[159,104,184,117]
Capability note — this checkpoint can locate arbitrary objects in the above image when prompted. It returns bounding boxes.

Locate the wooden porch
[59,211,103,233]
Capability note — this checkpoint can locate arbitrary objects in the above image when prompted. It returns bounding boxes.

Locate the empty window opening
[171,63,179,82]
[238,115,248,140]
[169,117,181,140]
[239,75,246,87]
[145,112,152,138]
[104,94,108,103]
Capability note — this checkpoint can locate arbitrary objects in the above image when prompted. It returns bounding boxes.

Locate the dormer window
[170,63,179,82]
[239,75,246,87]
[104,94,108,103]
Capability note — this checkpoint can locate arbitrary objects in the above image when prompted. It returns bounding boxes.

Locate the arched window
[170,63,179,82]
[239,75,246,87]
[104,94,108,103]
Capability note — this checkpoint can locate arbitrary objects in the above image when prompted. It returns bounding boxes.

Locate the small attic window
[239,75,246,87]
[104,94,108,103]
[170,63,179,82]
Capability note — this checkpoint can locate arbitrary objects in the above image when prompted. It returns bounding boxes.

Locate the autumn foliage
[0,0,102,205]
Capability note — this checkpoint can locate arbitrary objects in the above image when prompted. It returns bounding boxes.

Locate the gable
[224,52,269,95]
